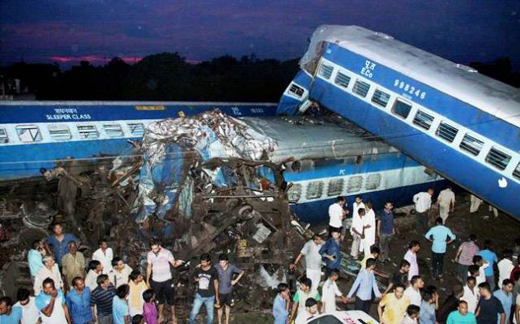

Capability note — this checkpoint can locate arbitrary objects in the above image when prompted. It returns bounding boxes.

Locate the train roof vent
[374,32,394,40]
[455,64,478,73]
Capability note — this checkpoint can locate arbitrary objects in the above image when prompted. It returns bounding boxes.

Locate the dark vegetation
[0,54,519,102]
[0,53,300,102]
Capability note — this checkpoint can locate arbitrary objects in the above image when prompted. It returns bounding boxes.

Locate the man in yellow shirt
[61,242,85,291]
[378,284,410,324]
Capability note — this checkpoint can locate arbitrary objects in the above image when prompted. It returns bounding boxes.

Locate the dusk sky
[1,0,520,68]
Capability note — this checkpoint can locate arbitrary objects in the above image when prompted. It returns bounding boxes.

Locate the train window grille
[485,147,511,171]
[78,125,99,139]
[319,63,334,80]
[16,126,42,142]
[48,125,72,141]
[103,124,124,137]
[460,134,484,156]
[392,99,412,119]
[365,173,382,190]
[289,84,305,98]
[288,183,302,202]
[352,80,370,98]
[306,181,324,200]
[128,123,144,137]
[513,163,520,180]
[334,72,351,89]
[413,110,435,130]
[327,178,344,197]
[435,122,459,143]
[0,128,8,143]
[347,176,363,193]
[371,89,390,107]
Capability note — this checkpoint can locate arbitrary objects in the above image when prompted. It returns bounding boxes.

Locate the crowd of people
[0,223,245,324]
[274,188,520,324]
[1,187,520,324]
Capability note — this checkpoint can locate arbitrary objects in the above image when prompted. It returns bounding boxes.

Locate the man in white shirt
[498,250,514,289]
[460,276,480,314]
[321,269,346,313]
[413,188,433,234]
[14,288,40,324]
[34,255,63,295]
[404,275,424,307]
[108,257,133,288]
[350,207,367,259]
[92,239,113,274]
[437,187,455,224]
[328,196,347,235]
[361,201,376,258]
[290,234,325,291]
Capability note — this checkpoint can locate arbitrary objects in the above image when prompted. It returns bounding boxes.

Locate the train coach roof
[303,25,520,128]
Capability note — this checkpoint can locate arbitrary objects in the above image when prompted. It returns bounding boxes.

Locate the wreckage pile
[0,110,310,315]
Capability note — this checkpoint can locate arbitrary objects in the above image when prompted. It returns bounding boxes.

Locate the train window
[319,63,333,80]
[16,126,42,142]
[306,181,324,200]
[289,84,305,98]
[77,125,99,139]
[460,134,484,156]
[0,128,8,143]
[334,72,351,89]
[365,173,382,190]
[435,122,458,143]
[352,80,370,98]
[288,183,302,202]
[392,99,412,119]
[513,163,520,180]
[103,124,124,137]
[413,110,435,130]
[371,89,390,107]
[485,147,511,171]
[127,123,144,136]
[347,176,363,193]
[327,178,344,197]
[48,124,72,141]
[307,315,343,324]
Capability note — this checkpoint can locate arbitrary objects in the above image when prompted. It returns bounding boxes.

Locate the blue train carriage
[0,101,277,180]
[278,25,520,219]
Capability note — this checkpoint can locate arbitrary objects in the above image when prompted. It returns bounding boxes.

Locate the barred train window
[48,124,72,141]
[103,124,124,137]
[319,64,333,79]
[485,147,511,171]
[413,110,435,130]
[306,181,324,200]
[347,176,363,193]
[289,84,305,98]
[0,128,8,143]
[127,123,144,136]
[365,173,382,190]
[288,183,302,202]
[513,163,520,180]
[327,178,344,197]
[77,125,99,139]
[371,89,390,107]
[334,72,351,89]
[352,80,370,98]
[459,134,484,156]
[16,126,42,142]
[392,99,412,119]
[436,122,458,143]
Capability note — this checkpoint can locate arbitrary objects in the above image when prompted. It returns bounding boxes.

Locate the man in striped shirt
[90,274,116,324]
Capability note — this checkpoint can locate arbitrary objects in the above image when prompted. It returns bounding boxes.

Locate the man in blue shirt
[0,296,23,324]
[35,278,71,324]
[347,258,381,313]
[113,284,131,324]
[493,279,513,324]
[424,217,456,279]
[45,223,79,266]
[66,277,92,324]
[377,201,395,263]
[478,240,498,291]
[319,228,342,278]
[273,283,290,324]
[447,301,477,324]
[28,239,45,282]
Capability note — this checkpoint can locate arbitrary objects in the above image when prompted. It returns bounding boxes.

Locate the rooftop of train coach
[304,25,520,127]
